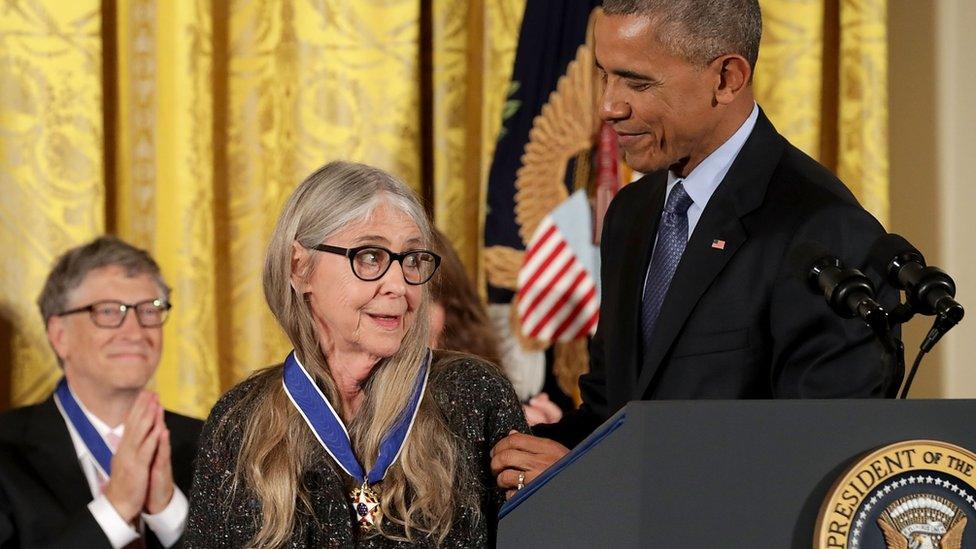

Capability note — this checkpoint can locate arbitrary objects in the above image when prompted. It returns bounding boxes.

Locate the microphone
[868,233,964,351]
[868,233,963,317]
[789,241,888,334]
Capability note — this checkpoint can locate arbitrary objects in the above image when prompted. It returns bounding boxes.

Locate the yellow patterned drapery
[1,1,106,406]
[0,0,886,417]
[756,0,889,224]
[1,0,524,417]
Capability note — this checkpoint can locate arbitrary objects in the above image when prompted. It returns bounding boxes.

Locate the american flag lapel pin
[711,239,726,250]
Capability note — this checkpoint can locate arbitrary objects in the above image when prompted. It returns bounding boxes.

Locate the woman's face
[298,202,425,361]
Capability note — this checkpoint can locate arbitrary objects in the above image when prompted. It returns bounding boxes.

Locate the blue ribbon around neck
[53,377,114,476]
[282,349,430,485]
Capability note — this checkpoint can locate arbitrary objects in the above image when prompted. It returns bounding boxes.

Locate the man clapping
[0,237,202,548]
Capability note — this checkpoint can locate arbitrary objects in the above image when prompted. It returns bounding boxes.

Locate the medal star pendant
[351,483,381,531]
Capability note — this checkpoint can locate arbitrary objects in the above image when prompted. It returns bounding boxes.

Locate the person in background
[426,229,501,364]
[185,161,527,547]
[0,236,202,548]
[428,229,562,426]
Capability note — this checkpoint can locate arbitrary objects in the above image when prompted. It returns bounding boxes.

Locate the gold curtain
[1,1,107,408]
[0,0,886,417]
[1,0,524,417]
[756,0,889,223]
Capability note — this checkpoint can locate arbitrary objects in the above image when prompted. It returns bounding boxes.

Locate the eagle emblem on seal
[877,494,967,549]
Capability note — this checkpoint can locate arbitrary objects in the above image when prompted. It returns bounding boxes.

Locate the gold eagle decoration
[877,499,967,549]
[483,9,603,400]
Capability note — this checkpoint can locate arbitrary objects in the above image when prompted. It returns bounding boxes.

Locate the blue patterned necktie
[641,181,694,355]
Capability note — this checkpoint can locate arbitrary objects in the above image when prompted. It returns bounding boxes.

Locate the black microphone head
[787,240,842,293]
[868,233,925,285]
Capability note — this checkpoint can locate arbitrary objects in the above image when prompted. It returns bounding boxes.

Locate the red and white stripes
[517,217,599,343]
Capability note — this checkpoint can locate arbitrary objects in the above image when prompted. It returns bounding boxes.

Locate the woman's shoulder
[203,365,283,436]
[427,350,528,443]
[428,350,508,390]
[428,351,520,412]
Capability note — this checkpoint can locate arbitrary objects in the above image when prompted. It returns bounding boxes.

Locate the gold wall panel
[837,0,889,225]
[114,0,159,246]
[757,0,889,223]
[147,0,220,417]
[222,0,423,387]
[755,0,825,160]
[0,1,106,405]
[431,0,524,283]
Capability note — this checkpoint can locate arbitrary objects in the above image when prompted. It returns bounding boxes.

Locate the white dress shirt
[662,102,760,239]
[54,393,187,548]
[643,103,759,291]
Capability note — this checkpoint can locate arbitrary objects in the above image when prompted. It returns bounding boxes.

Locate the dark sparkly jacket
[185,353,528,548]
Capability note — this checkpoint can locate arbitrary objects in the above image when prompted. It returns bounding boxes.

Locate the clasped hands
[490,430,569,499]
[102,391,175,523]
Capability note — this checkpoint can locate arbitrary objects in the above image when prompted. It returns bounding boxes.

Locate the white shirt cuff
[142,487,188,547]
[88,495,140,549]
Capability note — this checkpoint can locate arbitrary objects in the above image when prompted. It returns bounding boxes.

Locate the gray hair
[263,160,433,376]
[37,236,170,326]
[251,162,465,545]
[603,0,762,71]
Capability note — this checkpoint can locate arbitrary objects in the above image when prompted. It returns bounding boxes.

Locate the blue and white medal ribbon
[53,378,114,477]
[282,349,430,530]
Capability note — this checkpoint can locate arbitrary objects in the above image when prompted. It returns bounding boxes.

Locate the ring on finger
[516,471,526,491]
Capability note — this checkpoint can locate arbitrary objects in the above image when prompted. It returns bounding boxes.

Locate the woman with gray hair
[185,161,527,547]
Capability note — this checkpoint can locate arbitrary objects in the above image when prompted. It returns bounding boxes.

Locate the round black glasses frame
[311,244,441,285]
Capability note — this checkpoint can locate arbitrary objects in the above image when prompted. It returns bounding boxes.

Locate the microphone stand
[883,301,950,399]
[883,304,913,399]
[893,303,965,399]
[869,308,906,399]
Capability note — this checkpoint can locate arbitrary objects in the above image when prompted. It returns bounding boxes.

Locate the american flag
[517,191,600,344]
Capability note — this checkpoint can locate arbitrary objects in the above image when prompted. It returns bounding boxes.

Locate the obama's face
[595,13,725,176]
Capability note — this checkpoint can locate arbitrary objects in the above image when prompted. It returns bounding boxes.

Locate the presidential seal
[815,440,976,549]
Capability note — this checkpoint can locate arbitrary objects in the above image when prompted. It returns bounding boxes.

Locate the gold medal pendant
[283,350,430,535]
[351,482,381,531]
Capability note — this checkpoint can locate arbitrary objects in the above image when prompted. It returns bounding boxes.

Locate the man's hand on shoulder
[490,431,569,499]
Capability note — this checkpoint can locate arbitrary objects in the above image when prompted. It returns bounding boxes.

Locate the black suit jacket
[538,109,900,447]
[0,396,202,548]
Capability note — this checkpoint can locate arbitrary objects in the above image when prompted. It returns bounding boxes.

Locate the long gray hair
[231,161,469,546]
[263,160,434,391]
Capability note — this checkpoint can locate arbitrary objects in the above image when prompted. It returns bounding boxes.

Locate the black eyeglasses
[311,244,441,285]
[58,299,172,328]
